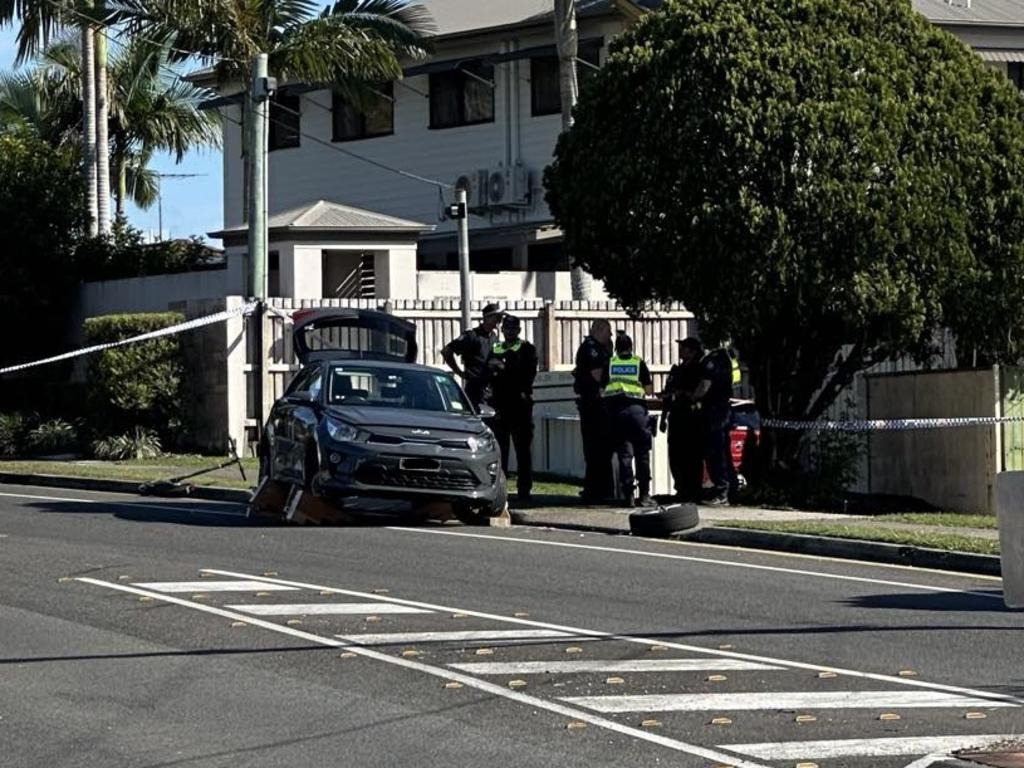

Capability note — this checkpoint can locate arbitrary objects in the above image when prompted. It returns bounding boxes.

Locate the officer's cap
[501,314,521,330]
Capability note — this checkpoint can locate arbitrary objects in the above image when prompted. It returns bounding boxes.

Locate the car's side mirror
[477,404,496,419]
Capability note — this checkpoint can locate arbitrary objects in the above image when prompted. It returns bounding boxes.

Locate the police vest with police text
[492,339,523,355]
[604,355,646,398]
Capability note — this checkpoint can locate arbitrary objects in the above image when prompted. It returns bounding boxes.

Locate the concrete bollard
[994,472,1024,609]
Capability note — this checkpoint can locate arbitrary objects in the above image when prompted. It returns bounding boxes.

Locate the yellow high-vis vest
[604,355,645,398]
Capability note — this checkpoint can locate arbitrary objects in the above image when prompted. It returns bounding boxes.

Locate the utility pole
[247,53,272,434]
[247,53,270,300]
[454,188,472,330]
[553,0,591,300]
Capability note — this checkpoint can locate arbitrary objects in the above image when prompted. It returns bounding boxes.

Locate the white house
[194,0,1024,305]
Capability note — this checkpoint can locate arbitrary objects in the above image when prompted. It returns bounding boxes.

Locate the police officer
[442,303,503,409]
[573,318,613,502]
[488,314,538,503]
[692,344,740,506]
[661,337,705,503]
[603,332,655,507]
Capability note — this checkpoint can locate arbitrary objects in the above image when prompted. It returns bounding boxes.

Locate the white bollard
[995,472,1024,609]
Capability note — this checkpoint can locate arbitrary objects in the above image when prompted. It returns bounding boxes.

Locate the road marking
[227,602,430,615]
[0,490,248,517]
[200,568,1024,708]
[132,581,297,593]
[721,734,1019,760]
[73,577,772,768]
[388,527,1004,599]
[341,629,576,645]
[449,659,783,675]
[561,690,1015,713]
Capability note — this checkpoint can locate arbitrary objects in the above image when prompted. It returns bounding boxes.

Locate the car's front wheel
[455,471,508,525]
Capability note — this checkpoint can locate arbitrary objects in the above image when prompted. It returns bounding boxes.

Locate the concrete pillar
[279,243,323,299]
[995,472,1024,608]
[375,245,418,299]
[224,295,250,453]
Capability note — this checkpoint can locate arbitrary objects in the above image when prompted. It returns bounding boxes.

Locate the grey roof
[913,0,1024,26]
[419,0,658,39]
[210,200,432,237]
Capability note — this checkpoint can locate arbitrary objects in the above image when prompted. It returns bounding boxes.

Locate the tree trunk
[81,24,98,237]
[114,152,125,218]
[553,0,591,300]
[94,21,111,235]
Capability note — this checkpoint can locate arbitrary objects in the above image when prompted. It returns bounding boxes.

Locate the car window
[286,366,318,396]
[328,365,470,413]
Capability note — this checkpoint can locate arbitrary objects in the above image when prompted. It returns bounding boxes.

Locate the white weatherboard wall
[417,271,609,302]
[220,18,623,236]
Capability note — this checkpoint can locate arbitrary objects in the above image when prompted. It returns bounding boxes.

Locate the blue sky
[0,26,224,241]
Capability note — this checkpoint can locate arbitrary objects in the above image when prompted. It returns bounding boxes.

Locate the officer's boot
[637,482,654,509]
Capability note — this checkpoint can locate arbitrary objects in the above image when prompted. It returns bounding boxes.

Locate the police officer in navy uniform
[692,345,740,506]
[603,332,655,507]
[488,314,538,503]
[573,318,614,502]
[442,303,504,409]
[661,337,705,503]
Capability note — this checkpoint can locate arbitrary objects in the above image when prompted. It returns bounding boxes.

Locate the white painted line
[341,629,575,645]
[0,490,248,517]
[132,581,297,593]
[721,734,1019,760]
[450,659,783,675]
[388,527,1004,599]
[227,602,429,615]
[562,690,1015,714]
[74,577,771,768]
[201,568,1024,708]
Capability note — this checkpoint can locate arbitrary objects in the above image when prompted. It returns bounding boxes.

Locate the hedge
[83,312,185,444]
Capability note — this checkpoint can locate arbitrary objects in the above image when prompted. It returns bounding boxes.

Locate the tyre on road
[629,503,700,538]
[455,471,509,525]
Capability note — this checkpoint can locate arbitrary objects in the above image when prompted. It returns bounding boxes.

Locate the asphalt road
[0,483,1021,768]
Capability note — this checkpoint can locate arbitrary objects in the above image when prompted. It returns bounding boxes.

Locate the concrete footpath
[0,471,1003,576]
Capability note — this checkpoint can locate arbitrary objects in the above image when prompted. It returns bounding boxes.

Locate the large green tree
[0,131,87,368]
[546,0,1024,436]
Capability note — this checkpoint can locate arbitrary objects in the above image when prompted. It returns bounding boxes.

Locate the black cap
[481,302,503,318]
[501,314,521,329]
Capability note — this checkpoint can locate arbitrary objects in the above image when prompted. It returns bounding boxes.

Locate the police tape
[0,301,258,376]
[762,414,1024,432]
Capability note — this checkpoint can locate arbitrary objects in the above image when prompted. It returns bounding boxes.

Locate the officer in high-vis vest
[603,332,655,506]
[488,314,538,503]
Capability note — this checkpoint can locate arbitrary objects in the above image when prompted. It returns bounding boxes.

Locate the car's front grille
[355,461,480,491]
[367,434,471,450]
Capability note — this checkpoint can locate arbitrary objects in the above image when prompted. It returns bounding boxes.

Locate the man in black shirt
[488,314,538,502]
[442,303,503,409]
[572,318,613,502]
[692,346,736,506]
[662,338,705,503]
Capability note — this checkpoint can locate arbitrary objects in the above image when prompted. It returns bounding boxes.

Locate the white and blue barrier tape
[763,415,1024,432]
[0,301,258,376]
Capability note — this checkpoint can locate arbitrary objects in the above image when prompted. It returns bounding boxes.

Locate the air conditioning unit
[484,163,532,208]
[454,170,489,209]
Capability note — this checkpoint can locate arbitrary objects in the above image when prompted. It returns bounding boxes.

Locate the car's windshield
[327,365,471,414]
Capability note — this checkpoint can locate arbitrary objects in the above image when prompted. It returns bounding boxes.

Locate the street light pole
[247,53,270,301]
[456,188,472,330]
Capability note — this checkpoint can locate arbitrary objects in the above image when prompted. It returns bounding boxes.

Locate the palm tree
[1,36,220,216]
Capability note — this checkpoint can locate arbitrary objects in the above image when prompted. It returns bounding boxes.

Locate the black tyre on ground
[629,503,700,538]
[455,471,509,525]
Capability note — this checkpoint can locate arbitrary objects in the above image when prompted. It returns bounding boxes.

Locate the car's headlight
[326,417,361,442]
[467,429,496,453]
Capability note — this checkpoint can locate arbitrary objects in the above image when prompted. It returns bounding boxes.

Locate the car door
[270,365,319,483]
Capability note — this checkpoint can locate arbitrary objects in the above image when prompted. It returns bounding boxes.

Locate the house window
[416,248,513,272]
[1009,63,1024,91]
[333,84,394,142]
[269,93,300,151]
[531,39,602,117]
[429,62,495,129]
[527,242,570,271]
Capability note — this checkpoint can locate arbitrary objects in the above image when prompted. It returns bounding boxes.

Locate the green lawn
[508,474,581,497]
[877,512,998,530]
[716,520,1000,555]
[0,456,257,489]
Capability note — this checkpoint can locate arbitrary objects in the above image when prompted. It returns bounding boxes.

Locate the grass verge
[0,457,257,489]
[877,512,998,530]
[716,520,999,556]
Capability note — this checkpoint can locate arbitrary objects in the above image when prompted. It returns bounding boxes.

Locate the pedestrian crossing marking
[449,659,782,675]
[719,734,1021,760]
[226,602,430,616]
[562,691,1016,713]
[339,629,575,645]
[133,580,297,593]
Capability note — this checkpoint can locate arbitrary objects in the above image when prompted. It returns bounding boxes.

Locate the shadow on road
[0,644,330,666]
[841,591,1017,613]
